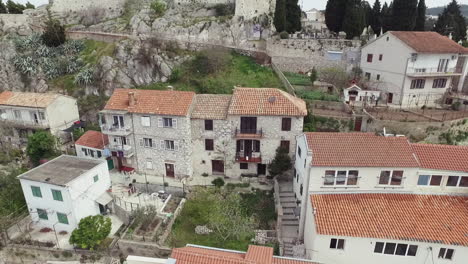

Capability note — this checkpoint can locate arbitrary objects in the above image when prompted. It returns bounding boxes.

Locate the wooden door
[165,163,175,177]
[212,160,225,175]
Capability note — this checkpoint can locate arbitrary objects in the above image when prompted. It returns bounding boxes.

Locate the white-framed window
[159,118,178,128]
[38,111,46,120]
[89,150,95,158]
[433,78,447,88]
[162,140,179,151]
[417,175,442,186]
[374,242,418,256]
[378,170,404,186]
[143,138,153,148]
[82,148,88,156]
[141,116,151,127]
[446,176,468,187]
[437,59,449,72]
[14,110,21,119]
[146,159,153,170]
[410,79,425,89]
[323,170,359,186]
[438,248,454,260]
[329,238,345,249]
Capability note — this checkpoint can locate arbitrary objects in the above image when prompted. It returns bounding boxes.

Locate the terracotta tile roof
[411,143,468,173]
[0,91,62,108]
[228,88,307,116]
[75,130,109,150]
[390,31,468,54]
[104,89,195,116]
[170,245,316,264]
[305,132,419,167]
[311,193,468,246]
[191,94,232,120]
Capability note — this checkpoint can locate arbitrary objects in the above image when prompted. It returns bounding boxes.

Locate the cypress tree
[370,0,382,34]
[0,0,7,13]
[342,0,366,39]
[285,0,302,33]
[381,2,392,33]
[415,0,426,31]
[325,0,347,33]
[434,0,467,42]
[274,0,287,33]
[362,1,373,28]
[391,0,418,31]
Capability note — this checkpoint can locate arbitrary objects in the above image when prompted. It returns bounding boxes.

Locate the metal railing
[407,67,462,76]
[235,152,262,163]
[101,125,133,134]
[234,128,263,137]
[108,144,134,157]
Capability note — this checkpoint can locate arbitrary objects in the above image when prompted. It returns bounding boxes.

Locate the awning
[96,192,113,205]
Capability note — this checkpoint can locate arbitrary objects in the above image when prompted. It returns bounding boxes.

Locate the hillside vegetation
[427,4,468,17]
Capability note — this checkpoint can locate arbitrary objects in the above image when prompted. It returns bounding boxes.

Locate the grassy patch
[50,74,76,94]
[297,90,340,102]
[80,40,116,65]
[284,72,312,86]
[138,51,283,94]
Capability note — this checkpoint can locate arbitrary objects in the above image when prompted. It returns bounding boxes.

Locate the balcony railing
[406,67,463,77]
[101,125,133,135]
[109,144,134,158]
[235,152,262,163]
[0,119,49,129]
[234,128,263,138]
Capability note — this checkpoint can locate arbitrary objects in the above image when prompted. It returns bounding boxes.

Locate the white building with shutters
[18,155,111,232]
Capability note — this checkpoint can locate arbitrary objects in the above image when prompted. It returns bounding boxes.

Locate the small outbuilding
[343,84,381,104]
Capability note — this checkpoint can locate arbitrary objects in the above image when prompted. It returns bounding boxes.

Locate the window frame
[205,139,214,151]
[417,175,442,186]
[163,118,173,128]
[367,54,373,63]
[329,238,345,250]
[31,186,42,198]
[14,110,21,119]
[281,118,292,131]
[165,140,175,151]
[379,54,383,61]
[446,176,468,187]
[37,208,48,220]
[375,242,418,257]
[438,248,454,260]
[378,170,404,186]
[433,78,447,88]
[143,138,153,148]
[205,120,214,131]
[141,116,151,127]
[410,79,425,89]
[240,163,248,170]
[93,175,99,182]
[51,189,63,202]
[323,170,359,186]
[57,212,69,225]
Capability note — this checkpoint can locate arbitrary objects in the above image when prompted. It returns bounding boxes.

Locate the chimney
[128,92,136,106]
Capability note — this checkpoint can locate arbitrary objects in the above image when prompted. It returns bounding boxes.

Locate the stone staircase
[278,182,299,257]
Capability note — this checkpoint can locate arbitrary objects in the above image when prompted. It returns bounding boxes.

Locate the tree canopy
[268,147,292,177]
[434,0,467,42]
[26,131,58,165]
[69,215,112,250]
[415,0,426,31]
[274,0,302,33]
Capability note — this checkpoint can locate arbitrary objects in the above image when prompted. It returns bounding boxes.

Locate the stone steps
[279,197,296,203]
[282,220,299,226]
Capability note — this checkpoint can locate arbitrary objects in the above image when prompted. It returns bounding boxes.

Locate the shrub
[26,131,58,165]
[279,31,289,39]
[213,3,235,16]
[42,12,66,47]
[268,147,292,177]
[211,177,225,188]
[201,173,209,177]
[150,0,166,16]
[191,49,230,75]
[74,67,95,86]
[452,102,461,111]
[69,215,112,250]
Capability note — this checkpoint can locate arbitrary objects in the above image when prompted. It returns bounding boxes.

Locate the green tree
[211,177,225,188]
[268,147,292,177]
[391,0,418,31]
[6,0,24,13]
[381,2,392,33]
[415,0,426,31]
[41,11,66,47]
[362,1,372,28]
[342,0,366,39]
[0,168,26,216]
[274,0,287,32]
[69,215,112,250]
[434,0,467,42]
[325,0,347,33]
[25,1,34,9]
[0,0,7,13]
[370,0,382,34]
[310,67,318,84]
[285,0,302,33]
[26,131,58,165]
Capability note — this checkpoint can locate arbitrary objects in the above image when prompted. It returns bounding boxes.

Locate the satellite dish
[0,113,7,120]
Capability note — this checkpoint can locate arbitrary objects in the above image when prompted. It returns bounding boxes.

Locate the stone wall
[117,239,171,259]
[0,14,33,35]
[172,0,234,5]
[235,0,275,19]
[49,0,126,19]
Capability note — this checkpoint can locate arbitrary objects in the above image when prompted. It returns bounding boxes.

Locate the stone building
[101,87,306,181]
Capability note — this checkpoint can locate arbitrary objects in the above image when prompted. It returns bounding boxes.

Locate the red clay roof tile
[411,143,468,173]
[305,132,419,167]
[390,31,467,54]
[75,130,108,150]
[311,193,468,246]
[0,91,62,108]
[191,94,232,120]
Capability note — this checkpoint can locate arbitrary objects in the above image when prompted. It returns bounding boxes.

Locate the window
[37,208,48,220]
[89,150,95,158]
[163,118,173,128]
[141,116,151,127]
[437,59,449,72]
[113,115,125,128]
[447,176,468,187]
[367,54,373,62]
[298,146,302,158]
[82,148,88,156]
[52,189,63,201]
[31,186,42,198]
[143,138,153,148]
[97,151,102,158]
[375,242,418,256]
[93,175,99,182]
[282,118,292,131]
[324,170,359,186]
[14,110,21,119]
[365,72,371,80]
[205,120,213,131]
[439,248,454,260]
[57,212,69,224]
[378,170,403,186]
[300,184,303,195]
[280,140,290,153]
[38,112,46,120]
[410,79,425,89]
[433,78,447,88]
[377,74,380,81]
[165,140,175,151]
[240,163,248,170]
[379,54,383,61]
[329,238,345,249]
[146,159,153,169]
[205,139,214,151]
[417,175,442,186]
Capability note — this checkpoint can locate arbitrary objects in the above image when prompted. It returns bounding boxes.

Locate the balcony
[101,125,133,136]
[234,128,263,139]
[236,152,262,163]
[406,67,463,77]
[109,144,134,158]
[1,119,49,130]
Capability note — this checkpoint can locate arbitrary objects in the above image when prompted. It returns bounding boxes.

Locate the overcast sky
[14,0,460,10]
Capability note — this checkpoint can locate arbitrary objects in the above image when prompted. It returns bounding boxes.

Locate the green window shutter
[93,175,99,182]
[37,209,48,220]
[57,213,68,225]
[52,190,63,201]
[31,186,42,198]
